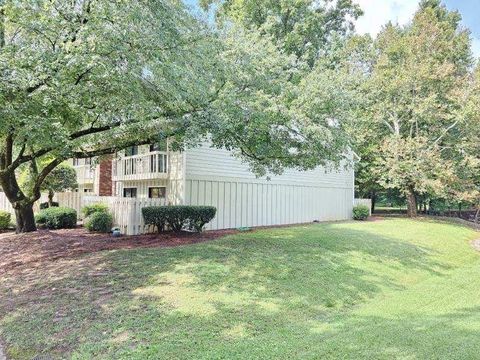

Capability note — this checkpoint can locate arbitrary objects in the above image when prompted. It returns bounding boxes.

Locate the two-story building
[87,141,357,230]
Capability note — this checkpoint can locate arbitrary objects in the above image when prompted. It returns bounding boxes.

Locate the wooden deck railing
[112,151,168,181]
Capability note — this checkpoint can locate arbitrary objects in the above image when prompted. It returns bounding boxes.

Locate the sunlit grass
[1,219,479,359]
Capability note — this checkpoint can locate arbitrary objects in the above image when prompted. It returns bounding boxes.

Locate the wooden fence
[83,195,166,235]
[0,192,166,235]
[354,198,372,215]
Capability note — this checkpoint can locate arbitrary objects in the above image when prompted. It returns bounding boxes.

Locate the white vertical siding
[184,143,354,230]
[185,180,353,230]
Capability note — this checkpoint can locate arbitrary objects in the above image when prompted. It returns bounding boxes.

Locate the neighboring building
[105,142,355,230]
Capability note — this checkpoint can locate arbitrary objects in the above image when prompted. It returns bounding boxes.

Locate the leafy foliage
[350,1,478,215]
[352,205,370,220]
[1,0,355,232]
[142,205,217,233]
[35,207,77,229]
[82,204,109,218]
[85,211,113,233]
[40,202,59,209]
[201,0,362,66]
[0,210,11,230]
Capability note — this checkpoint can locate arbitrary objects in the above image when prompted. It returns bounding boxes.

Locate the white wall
[185,144,354,230]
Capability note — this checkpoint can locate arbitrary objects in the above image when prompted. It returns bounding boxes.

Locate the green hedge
[82,203,109,218]
[142,205,217,233]
[40,202,59,209]
[36,207,77,229]
[0,211,11,230]
[85,212,113,233]
[353,205,370,221]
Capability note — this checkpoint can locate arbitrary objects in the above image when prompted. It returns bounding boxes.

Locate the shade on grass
[1,219,479,359]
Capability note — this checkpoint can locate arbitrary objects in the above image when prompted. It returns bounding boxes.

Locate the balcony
[112,151,168,181]
[74,165,95,185]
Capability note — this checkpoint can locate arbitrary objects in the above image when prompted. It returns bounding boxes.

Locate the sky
[355,0,480,57]
[184,0,480,57]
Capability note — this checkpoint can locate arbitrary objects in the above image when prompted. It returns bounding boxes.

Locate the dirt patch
[0,228,237,275]
[472,239,480,252]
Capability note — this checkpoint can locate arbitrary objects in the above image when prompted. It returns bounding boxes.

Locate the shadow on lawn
[0,221,466,359]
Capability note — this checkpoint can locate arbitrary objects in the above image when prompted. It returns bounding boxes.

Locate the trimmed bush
[142,205,217,233]
[36,207,77,229]
[85,212,113,233]
[0,211,11,230]
[353,205,370,221]
[82,203,109,218]
[40,202,59,209]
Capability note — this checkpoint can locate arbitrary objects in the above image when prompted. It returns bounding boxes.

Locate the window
[85,157,92,165]
[123,188,137,198]
[150,140,167,152]
[124,146,138,157]
[73,158,81,166]
[83,188,93,193]
[148,187,166,199]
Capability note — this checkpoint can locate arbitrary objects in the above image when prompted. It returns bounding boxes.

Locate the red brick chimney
[98,156,113,196]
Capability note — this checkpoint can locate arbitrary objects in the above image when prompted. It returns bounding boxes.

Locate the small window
[125,146,138,157]
[123,188,137,198]
[148,187,166,199]
[85,157,92,165]
[150,140,167,152]
[73,158,81,166]
[83,188,93,193]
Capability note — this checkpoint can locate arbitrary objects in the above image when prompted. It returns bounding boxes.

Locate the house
[72,141,355,231]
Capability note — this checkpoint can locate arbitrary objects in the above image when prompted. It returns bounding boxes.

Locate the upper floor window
[85,157,92,165]
[73,158,81,166]
[124,146,138,157]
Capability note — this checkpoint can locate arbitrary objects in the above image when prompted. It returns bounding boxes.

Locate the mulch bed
[0,228,237,274]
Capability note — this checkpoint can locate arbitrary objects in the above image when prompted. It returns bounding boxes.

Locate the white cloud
[354,0,419,37]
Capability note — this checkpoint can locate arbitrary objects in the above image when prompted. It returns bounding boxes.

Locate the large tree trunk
[14,203,37,233]
[406,189,417,218]
[0,170,38,233]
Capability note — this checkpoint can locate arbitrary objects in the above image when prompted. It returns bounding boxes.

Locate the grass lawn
[1,219,479,359]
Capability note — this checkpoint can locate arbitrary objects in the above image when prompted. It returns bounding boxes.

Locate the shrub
[353,205,370,220]
[0,211,11,230]
[142,205,217,233]
[40,202,59,209]
[36,207,77,229]
[85,211,113,233]
[82,203,109,218]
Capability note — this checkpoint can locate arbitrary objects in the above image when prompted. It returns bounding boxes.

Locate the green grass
[1,219,479,359]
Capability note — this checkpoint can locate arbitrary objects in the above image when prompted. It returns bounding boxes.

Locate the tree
[1,1,353,232]
[201,0,362,67]
[42,164,78,207]
[356,0,475,217]
[0,0,224,232]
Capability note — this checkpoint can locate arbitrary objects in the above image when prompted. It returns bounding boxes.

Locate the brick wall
[98,156,113,196]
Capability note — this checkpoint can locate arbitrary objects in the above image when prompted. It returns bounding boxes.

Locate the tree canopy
[1,0,355,231]
[349,0,479,216]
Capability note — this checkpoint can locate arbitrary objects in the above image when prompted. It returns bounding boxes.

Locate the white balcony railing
[112,151,168,181]
[75,165,95,185]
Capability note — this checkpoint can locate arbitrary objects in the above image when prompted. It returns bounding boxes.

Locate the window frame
[123,187,137,198]
[148,186,166,199]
